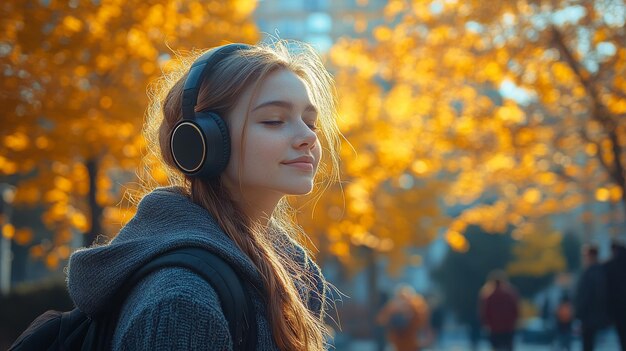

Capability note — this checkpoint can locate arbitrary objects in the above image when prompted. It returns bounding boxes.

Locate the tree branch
[549,26,615,128]
[552,25,625,213]
[608,129,626,191]
[579,128,617,181]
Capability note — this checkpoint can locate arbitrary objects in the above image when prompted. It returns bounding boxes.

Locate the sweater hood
[66,186,265,316]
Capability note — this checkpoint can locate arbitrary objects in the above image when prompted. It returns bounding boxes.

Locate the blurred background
[1,0,625,350]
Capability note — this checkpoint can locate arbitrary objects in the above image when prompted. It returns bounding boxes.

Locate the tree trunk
[85,158,103,247]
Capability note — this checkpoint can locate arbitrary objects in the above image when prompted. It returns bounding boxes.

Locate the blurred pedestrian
[479,270,520,351]
[604,240,626,350]
[468,317,482,351]
[377,284,431,351]
[541,294,557,344]
[554,292,574,351]
[574,244,610,351]
[375,290,391,351]
[428,294,445,349]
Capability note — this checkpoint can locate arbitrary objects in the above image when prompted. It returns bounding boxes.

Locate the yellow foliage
[233,0,256,18]
[14,228,33,245]
[4,132,29,151]
[44,189,68,203]
[607,96,626,114]
[45,253,60,270]
[445,230,469,253]
[35,136,50,149]
[373,26,393,41]
[495,104,525,124]
[30,245,44,259]
[508,224,565,276]
[550,62,575,84]
[57,245,71,260]
[522,188,542,204]
[74,65,88,77]
[70,213,89,232]
[2,224,15,239]
[485,154,515,172]
[384,0,406,19]
[14,185,40,204]
[595,187,610,202]
[62,16,83,32]
[411,159,430,175]
[103,205,137,228]
[609,185,623,202]
[54,176,73,192]
[99,96,113,109]
[482,62,503,81]
[354,15,368,33]
[536,172,556,185]
[330,241,350,257]
[428,26,451,45]
[0,157,18,175]
[1,0,259,263]
[585,143,598,156]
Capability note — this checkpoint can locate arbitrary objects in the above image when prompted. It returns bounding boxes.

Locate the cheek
[241,131,283,167]
[314,139,322,163]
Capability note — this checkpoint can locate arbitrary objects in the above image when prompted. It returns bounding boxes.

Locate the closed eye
[261,121,284,126]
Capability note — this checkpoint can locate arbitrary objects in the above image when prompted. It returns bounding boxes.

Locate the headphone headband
[181,43,252,120]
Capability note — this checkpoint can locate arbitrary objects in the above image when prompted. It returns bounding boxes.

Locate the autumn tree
[507,220,566,296]
[321,0,624,269]
[0,0,257,268]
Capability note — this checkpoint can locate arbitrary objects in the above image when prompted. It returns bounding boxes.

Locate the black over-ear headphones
[170,43,252,179]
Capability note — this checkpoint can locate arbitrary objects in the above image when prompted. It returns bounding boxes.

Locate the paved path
[336,329,621,351]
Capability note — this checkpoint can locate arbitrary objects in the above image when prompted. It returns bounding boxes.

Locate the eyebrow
[251,100,317,114]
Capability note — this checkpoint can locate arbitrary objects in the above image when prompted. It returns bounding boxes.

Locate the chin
[282,183,314,195]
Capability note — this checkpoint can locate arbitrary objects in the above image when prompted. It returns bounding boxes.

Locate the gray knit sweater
[66,187,327,350]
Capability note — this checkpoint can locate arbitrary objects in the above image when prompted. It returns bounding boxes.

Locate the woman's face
[223,68,321,207]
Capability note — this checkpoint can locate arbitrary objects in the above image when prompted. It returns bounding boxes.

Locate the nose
[293,121,318,149]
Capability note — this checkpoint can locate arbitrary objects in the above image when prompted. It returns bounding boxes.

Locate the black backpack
[9,247,257,351]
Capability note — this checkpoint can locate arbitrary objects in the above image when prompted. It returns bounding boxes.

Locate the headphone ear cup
[170,112,230,178]
[199,111,231,177]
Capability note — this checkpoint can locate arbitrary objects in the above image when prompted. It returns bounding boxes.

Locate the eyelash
[261,121,283,126]
[261,121,319,131]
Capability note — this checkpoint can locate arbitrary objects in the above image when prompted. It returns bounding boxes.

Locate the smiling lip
[282,156,315,171]
[283,162,314,171]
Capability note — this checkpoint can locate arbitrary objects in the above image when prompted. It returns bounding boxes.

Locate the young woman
[66,40,342,350]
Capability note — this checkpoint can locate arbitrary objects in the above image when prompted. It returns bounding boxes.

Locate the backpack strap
[92,247,257,351]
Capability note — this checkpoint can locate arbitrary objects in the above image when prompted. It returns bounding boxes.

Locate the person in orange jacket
[376,285,431,351]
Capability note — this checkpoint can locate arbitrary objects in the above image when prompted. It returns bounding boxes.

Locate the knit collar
[67,186,264,315]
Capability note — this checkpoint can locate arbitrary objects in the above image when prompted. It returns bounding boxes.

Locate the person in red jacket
[479,270,520,351]
[604,241,626,351]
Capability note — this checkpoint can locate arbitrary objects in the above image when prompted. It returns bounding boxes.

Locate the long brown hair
[142,40,341,350]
